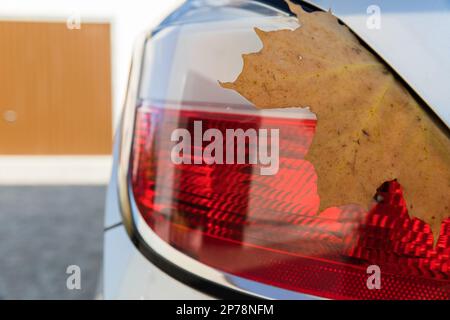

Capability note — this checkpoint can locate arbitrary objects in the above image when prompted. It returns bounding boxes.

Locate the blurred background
[0,0,182,299]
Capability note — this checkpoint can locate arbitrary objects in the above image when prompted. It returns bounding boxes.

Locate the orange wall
[0,21,112,154]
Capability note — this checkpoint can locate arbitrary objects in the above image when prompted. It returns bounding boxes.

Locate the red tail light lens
[130,102,450,300]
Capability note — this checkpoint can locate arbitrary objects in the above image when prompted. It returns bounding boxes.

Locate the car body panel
[304,0,450,128]
[104,225,212,299]
[103,0,450,299]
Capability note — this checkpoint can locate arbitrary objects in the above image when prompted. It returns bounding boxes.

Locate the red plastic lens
[131,102,450,300]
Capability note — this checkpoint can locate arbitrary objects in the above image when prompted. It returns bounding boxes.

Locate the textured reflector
[131,102,450,300]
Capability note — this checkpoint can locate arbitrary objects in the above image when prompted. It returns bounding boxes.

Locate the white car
[103,0,450,300]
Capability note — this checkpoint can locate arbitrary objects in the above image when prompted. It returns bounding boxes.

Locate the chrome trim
[118,31,148,239]
[138,101,316,120]
[116,25,321,300]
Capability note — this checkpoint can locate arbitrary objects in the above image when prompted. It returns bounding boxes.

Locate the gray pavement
[0,186,106,299]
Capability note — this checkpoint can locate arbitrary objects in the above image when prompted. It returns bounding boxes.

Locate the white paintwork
[305,0,450,128]
[0,156,112,185]
[104,133,122,227]
[103,0,450,299]
[103,225,211,300]
[103,140,208,299]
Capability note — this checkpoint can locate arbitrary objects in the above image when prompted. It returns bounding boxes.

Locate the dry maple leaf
[220,0,450,244]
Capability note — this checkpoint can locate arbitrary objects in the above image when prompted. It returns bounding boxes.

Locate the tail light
[130,102,450,300]
[121,1,450,300]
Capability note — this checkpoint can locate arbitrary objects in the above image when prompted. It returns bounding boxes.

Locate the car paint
[303,0,450,128]
[103,0,450,299]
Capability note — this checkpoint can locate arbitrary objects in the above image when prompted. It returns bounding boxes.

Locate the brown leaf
[220,0,450,244]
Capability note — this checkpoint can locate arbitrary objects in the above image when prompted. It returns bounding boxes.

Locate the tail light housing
[119,0,450,299]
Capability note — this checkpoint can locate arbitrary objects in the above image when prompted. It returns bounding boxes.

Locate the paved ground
[0,186,106,299]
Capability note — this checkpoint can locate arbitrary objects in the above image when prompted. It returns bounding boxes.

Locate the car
[102,0,450,300]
